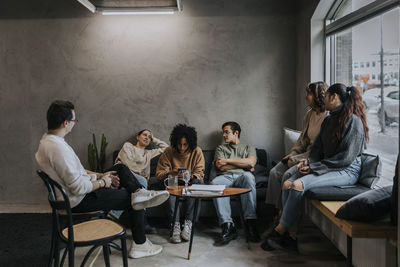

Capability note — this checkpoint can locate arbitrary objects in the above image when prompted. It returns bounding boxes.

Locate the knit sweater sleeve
[308,118,326,164]
[115,142,135,165]
[48,143,93,196]
[309,116,365,175]
[149,137,169,159]
[156,147,173,180]
[191,147,205,180]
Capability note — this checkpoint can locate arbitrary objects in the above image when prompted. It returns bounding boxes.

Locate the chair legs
[54,238,61,267]
[48,227,56,267]
[51,236,127,267]
[121,236,128,267]
[68,242,75,267]
[102,246,111,267]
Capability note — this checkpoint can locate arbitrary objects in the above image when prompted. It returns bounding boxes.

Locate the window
[330,0,376,21]
[325,0,399,187]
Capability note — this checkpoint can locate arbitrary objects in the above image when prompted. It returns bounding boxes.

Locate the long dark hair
[307,81,328,112]
[328,83,369,143]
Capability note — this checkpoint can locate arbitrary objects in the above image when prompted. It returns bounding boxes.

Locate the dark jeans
[72,188,146,244]
[106,164,143,193]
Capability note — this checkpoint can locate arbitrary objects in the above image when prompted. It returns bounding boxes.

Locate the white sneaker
[181,220,192,241]
[129,238,162,259]
[131,189,169,210]
[170,222,181,243]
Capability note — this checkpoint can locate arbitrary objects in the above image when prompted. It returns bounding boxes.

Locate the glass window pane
[329,7,399,187]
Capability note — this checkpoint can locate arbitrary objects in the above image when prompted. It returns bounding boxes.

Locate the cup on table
[164,175,178,190]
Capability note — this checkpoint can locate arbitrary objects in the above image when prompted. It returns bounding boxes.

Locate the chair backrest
[37,170,75,243]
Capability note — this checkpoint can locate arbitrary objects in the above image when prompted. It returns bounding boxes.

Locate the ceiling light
[100,8,175,15]
[76,0,182,15]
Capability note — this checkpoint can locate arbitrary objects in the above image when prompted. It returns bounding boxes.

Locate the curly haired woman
[156,124,205,243]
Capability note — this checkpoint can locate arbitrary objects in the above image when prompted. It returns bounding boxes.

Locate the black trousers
[72,188,146,244]
[72,164,147,244]
[106,164,143,193]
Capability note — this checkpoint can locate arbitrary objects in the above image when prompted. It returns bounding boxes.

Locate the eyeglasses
[68,119,78,123]
[222,130,232,135]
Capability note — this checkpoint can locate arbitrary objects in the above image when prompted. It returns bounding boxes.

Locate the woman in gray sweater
[262,83,369,252]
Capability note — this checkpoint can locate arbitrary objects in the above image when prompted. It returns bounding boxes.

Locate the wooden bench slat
[311,199,397,239]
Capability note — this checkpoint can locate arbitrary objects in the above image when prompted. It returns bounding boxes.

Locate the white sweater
[35,133,96,208]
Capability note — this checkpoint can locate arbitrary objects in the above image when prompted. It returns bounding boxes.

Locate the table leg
[170,196,180,238]
[188,198,199,260]
[237,196,249,249]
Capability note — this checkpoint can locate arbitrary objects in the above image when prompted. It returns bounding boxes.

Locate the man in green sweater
[211,121,260,245]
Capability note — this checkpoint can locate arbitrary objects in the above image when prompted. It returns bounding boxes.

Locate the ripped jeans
[280,157,361,232]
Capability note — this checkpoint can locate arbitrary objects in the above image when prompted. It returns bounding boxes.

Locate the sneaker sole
[181,233,190,241]
[169,237,182,243]
[129,246,163,259]
[132,192,170,210]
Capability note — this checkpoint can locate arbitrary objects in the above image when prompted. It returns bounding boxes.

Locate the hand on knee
[292,180,304,191]
[282,180,293,190]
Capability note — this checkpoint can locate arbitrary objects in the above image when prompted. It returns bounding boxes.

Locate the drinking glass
[183,170,191,188]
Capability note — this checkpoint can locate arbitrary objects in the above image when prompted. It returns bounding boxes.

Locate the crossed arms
[215,156,257,172]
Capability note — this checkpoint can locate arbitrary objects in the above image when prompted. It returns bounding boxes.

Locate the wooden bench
[310,200,397,267]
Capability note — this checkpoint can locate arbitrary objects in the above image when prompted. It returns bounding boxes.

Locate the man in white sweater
[35,100,169,259]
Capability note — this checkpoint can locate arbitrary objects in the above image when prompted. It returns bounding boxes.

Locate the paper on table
[188,184,226,192]
[183,187,223,196]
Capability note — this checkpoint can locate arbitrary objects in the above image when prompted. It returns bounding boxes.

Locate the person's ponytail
[327,84,369,143]
[346,86,369,142]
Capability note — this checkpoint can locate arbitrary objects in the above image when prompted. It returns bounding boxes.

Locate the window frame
[324,0,399,84]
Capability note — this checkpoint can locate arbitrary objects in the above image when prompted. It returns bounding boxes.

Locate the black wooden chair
[37,170,128,267]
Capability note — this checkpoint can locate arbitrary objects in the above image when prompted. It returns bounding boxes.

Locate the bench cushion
[304,184,370,201]
[335,186,393,222]
[283,127,301,155]
[359,153,382,188]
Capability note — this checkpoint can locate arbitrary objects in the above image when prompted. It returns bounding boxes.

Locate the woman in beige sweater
[264,82,329,222]
[156,124,205,244]
[115,129,168,188]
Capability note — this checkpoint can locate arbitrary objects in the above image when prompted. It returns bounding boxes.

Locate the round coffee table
[167,186,251,260]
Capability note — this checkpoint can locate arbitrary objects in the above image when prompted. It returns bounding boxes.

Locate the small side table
[167,186,251,260]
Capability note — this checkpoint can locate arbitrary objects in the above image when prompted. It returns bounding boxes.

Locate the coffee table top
[166,186,251,199]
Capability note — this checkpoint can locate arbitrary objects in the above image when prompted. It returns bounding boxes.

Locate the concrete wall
[295,0,320,127]
[0,0,297,204]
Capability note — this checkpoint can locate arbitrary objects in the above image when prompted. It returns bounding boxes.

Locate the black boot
[260,230,281,251]
[246,219,261,242]
[220,222,238,245]
[267,231,298,252]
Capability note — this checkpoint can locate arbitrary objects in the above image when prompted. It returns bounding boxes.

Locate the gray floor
[74,218,346,267]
